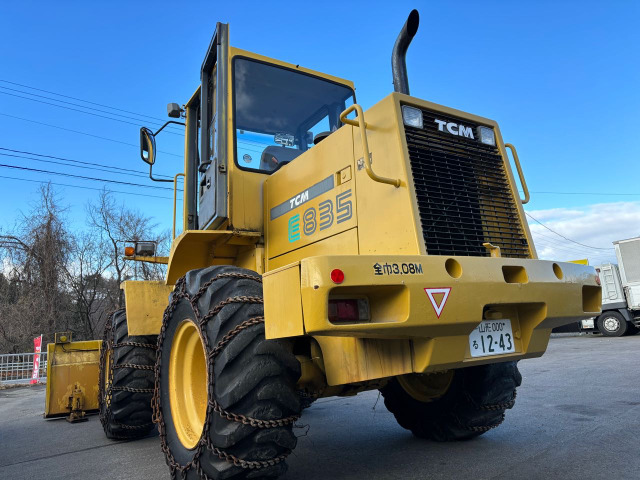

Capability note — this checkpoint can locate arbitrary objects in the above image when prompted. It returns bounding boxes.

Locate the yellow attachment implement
[122,280,174,336]
[44,337,102,418]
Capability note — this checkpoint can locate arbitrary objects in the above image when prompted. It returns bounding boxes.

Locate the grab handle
[505,143,530,204]
[340,104,401,188]
[173,172,185,238]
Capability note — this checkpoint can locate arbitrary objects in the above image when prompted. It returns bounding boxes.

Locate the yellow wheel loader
[46,9,601,479]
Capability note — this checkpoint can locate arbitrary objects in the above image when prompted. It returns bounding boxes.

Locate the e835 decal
[288,189,352,242]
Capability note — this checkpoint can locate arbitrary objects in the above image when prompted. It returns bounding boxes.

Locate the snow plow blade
[44,334,102,419]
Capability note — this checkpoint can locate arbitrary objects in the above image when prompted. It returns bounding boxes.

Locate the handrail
[173,173,186,239]
[504,143,530,205]
[340,104,401,188]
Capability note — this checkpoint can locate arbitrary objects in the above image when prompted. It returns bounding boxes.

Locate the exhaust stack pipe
[392,9,420,95]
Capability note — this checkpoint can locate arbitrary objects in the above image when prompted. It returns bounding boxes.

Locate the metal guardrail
[0,352,47,383]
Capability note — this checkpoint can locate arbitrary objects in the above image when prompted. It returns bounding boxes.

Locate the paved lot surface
[1,334,639,480]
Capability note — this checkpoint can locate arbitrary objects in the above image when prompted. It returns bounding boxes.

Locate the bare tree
[0,186,169,353]
[0,185,73,351]
[65,231,112,340]
[87,190,168,308]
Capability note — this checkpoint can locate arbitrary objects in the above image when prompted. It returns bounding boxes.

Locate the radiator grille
[405,107,530,258]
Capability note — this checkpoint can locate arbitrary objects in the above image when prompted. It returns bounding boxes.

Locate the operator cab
[233,57,355,173]
[139,22,356,233]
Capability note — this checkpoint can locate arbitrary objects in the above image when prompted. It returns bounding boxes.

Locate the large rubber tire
[381,361,521,441]
[626,323,639,336]
[597,311,628,337]
[99,308,157,439]
[156,266,301,480]
[298,392,316,410]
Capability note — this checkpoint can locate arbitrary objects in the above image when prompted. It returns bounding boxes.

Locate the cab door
[198,22,229,229]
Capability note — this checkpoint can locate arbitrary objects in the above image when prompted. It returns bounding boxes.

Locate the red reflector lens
[330,269,344,284]
[595,275,601,286]
[328,299,359,323]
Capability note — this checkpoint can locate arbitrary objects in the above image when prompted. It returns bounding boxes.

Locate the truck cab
[582,237,640,336]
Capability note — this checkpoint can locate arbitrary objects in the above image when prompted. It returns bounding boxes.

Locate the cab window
[233,57,354,172]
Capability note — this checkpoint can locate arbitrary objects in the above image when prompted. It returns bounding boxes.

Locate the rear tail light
[328,298,370,323]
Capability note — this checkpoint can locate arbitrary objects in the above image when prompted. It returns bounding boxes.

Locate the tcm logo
[434,119,474,139]
[289,191,309,209]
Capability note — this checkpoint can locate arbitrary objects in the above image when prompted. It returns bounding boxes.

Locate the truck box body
[597,263,626,309]
[614,237,640,310]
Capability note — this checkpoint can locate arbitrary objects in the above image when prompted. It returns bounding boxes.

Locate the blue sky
[1,1,638,264]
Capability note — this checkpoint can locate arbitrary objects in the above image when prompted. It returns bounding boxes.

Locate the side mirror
[140,127,156,165]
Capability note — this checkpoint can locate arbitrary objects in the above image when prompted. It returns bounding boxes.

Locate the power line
[0,174,179,201]
[532,232,614,256]
[0,85,184,134]
[237,142,267,155]
[533,238,614,258]
[534,247,614,264]
[0,163,182,191]
[528,221,614,253]
[0,152,160,180]
[525,212,613,250]
[0,113,182,157]
[0,90,184,137]
[0,78,176,125]
[0,147,173,179]
[529,191,640,197]
[3,80,636,201]
[533,238,594,257]
[532,229,605,253]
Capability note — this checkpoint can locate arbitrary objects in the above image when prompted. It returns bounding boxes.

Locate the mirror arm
[149,164,174,183]
[153,120,186,136]
[145,120,186,183]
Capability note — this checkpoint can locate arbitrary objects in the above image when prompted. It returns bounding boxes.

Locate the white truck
[581,236,640,336]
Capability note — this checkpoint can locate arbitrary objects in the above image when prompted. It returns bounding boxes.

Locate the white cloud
[525,201,640,265]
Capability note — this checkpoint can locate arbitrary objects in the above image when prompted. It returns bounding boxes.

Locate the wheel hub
[169,320,208,449]
[397,371,454,403]
[603,317,620,332]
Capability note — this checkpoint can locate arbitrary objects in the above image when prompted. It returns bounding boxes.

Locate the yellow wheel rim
[169,320,208,449]
[397,371,454,403]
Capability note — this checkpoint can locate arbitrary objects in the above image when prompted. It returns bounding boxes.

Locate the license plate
[469,319,515,358]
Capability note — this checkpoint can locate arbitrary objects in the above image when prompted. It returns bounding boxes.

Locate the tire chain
[98,309,157,435]
[97,311,114,431]
[152,272,301,479]
[113,363,155,371]
[479,389,517,411]
[112,420,155,430]
[463,412,506,432]
[111,386,156,393]
[460,389,517,433]
[112,341,157,350]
